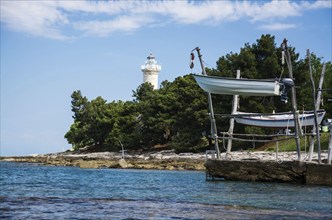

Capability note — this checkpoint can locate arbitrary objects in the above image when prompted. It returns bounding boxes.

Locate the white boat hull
[235,110,326,128]
[193,74,281,96]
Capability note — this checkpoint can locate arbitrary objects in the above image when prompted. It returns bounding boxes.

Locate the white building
[141,53,161,90]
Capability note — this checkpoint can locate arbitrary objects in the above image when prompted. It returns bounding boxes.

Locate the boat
[193,74,286,96]
[234,109,326,128]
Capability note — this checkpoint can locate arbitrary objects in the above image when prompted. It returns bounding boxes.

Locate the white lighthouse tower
[141,53,161,90]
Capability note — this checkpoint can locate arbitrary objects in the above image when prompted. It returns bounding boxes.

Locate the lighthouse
[141,53,161,90]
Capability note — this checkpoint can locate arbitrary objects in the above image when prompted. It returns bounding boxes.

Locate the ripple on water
[1,196,332,220]
[1,162,331,219]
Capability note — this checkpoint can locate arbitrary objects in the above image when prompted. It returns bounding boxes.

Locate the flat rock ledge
[205,160,332,186]
[0,151,206,171]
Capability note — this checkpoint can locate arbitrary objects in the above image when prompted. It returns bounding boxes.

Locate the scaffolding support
[226,70,240,156]
[283,39,302,161]
[195,47,221,159]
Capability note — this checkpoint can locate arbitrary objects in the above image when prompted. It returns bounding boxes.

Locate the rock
[306,163,332,186]
[118,159,133,169]
[205,159,332,185]
[205,160,307,183]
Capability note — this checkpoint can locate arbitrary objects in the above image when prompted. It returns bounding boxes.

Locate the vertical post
[328,123,332,164]
[119,140,125,159]
[283,39,301,161]
[276,141,279,160]
[308,63,326,161]
[196,47,221,159]
[226,70,240,156]
[307,49,322,164]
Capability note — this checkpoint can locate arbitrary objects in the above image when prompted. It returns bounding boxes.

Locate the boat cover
[234,110,326,128]
[193,74,281,96]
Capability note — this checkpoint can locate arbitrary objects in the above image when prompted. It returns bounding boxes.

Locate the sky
[1,0,331,156]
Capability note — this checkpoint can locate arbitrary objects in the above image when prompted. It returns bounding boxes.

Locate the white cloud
[155,1,237,24]
[259,23,297,31]
[0,0,330,40]
[74,15,152,37]
[246,1,301,22]
[56,0,134,15]
[1,1,69,40]
[301,0,332,10]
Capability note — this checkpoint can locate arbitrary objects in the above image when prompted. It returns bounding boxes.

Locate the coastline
[0,150,206,170]
[1,150,330,171]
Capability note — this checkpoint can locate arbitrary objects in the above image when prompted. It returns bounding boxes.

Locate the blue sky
[1,0,331,156]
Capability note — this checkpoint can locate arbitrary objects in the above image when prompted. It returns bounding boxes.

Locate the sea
[0,162,331,219]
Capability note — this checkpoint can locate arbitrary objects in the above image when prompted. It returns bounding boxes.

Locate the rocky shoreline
[1,150,330,171]
[0,150,206,170]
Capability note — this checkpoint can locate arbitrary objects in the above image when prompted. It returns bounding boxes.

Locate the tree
[105,100,142,151]
[65,35,331,153]
[131,75,209,152]
[65,90,93,150]
[166,75,209,152]
[84,96,110,148]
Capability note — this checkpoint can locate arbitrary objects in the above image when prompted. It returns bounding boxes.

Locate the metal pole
[195,47,221,159]
[307,49,321,163]
[119,140,125,159]
[226,70,240,156]
[276,141,279,161]
[283,39,301,161]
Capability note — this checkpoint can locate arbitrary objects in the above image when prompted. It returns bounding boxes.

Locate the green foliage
[258,133,331,152]
[131,76,209,150]
[65,34,331,153]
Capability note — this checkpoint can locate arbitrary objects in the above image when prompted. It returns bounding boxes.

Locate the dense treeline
[65,35,332,152]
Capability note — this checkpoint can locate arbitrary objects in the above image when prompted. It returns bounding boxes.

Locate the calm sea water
[0,162,331,219]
